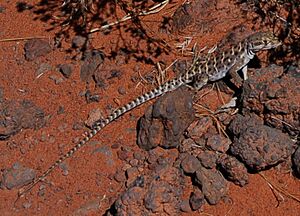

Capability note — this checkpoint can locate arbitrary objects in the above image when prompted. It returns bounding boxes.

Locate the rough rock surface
[197,151,218,169]
[229,114,295,171]
[58,64,73,78]
[189,188,205,211]
[24,39,52,61]
[241,65,299,136]
[195,166,228,205]
[107,150,185,215]
[292,146,300,177]
[0,99,46,140]
[217,154,249,187]
[80,49,105,82]
[181,154,202,174]
[0,163,36,189]
[137,87,195,150]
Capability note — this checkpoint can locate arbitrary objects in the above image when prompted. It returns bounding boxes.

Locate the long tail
[18,76,186,197]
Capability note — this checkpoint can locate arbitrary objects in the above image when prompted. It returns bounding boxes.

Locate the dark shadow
[16,0,174,63]
[235,0,299,63]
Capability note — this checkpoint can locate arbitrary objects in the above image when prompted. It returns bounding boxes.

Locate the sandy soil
[0,0,299,215]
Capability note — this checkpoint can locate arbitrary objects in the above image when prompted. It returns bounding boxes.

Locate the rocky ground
[0,0,299,215]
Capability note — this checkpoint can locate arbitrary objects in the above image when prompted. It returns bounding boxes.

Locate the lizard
[18,31,281,197]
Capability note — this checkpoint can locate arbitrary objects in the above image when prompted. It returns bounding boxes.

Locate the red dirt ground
[0,0,299,215]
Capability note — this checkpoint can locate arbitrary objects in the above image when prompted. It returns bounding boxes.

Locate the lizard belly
[208,67,231,81]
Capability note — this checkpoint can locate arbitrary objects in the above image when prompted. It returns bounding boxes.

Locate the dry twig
[90,0,170,33]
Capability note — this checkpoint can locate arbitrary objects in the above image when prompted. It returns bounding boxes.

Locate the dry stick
[194,103,229,138]
[89,0,170,33]
[156,59,178,86]
[259,173,300,204]
[0,36,47,42]
[215,83,226,106]
[270,116,296,130]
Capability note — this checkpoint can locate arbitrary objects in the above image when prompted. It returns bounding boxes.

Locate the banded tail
[18,75,188,197]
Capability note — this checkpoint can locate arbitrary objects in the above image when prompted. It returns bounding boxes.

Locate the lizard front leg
[228,61,247,87]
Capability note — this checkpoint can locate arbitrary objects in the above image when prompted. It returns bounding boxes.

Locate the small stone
[111,143,120,149]
[85,108,103,128]
[24,39,52,61]
[57,106,64,115]
[1,163,36,189]
[217,154,249,187]
[80,50,104,82]
[180,199,192,212]
[0,100,44,139]
[117,149,131,161]
[38,185,46,197]
[109,70,122,79]
[72,35,87,48]
[206,134,231,153]
[49,75,64,84]
[114,169,126,183]
[59,163,69,176]
[181,154,201,174]
[22,202,32,209]
[195,166,228,205]
[85,90,101,103]
[126,167,139,179]
[0,6,6,13]
[36,63,52,77]
[197,151,218,169]
[133,152,145,161]
[118,87,126,95]
[126,167,140,187]
[58,64,73,78]
[129,159,139,167]
[72,122,84,130]
[189,189,205,210]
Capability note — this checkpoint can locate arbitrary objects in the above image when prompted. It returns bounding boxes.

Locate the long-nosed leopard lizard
[18,31,281,197]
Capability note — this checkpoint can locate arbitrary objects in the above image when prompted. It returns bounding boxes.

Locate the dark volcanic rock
[186,117,213,145]
[189,188,205,211]
[197,151,218,169]
[171,0,217,32]
[108,163,184,215]
[206,134,231,153]
[24,39,52,61]
[137,87,195,150]
[80,50,104,82]
[72,35,87,48]
[181,154,201,174]
[217,154,249,187]
[292,146,300,177]
[195,166,228,205]
[229,114,295,171]
[0,100,46,140]
[58,64,73,78]
[1,163,36,189]
[241,65,300,136]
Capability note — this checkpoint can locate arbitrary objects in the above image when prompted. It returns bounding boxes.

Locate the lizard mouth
[265,41,282,49]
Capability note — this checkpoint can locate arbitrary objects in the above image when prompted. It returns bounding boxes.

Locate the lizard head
[248,32,281,52]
